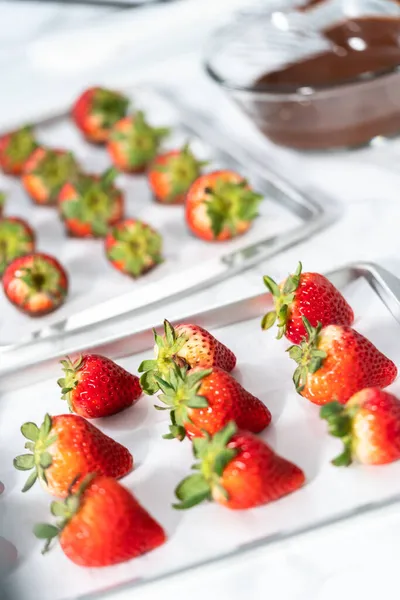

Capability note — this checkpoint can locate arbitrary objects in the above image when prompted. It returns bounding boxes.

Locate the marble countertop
[1,2,400,600]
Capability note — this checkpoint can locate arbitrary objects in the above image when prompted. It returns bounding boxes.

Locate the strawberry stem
[138,320,189,395]
[173,422,238,509]
[287,317,327,393]
[320,401,355,467]
[261,262,302,338]
[33,473,95,554]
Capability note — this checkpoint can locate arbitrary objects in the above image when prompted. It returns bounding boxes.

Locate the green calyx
[138,320,189,395]
[0,192,6,213]
[320,402,359,467]
[204,178,263,238]
[287,317,327,393]
[111,110,170,169]
[57,355,83,412]
[107,220,163,277]
[61,168,120,237]
[173,421,238,509]
[261,262,302,339]
[5,125,37,163]
[33,150,79,200]
[153,364,212,441]
[13,414,57,492]
[92,88,129,129]
[17,256,65,300]
[0,219,34,276]
[154,143,208,202]
[33,473,95,554]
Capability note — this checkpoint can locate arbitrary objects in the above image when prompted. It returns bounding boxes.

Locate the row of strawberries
[11,262,400,569]
[0,86,263,317]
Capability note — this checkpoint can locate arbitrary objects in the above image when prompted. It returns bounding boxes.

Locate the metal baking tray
[0,84,333,349]
[2,262,400,600]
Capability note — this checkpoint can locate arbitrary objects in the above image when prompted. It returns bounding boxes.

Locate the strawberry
[22,147,79,206]
[185,170,263,241]
[139,319,236,395]
[105,218,163,278]
[289,317,398,405]
[262,262,354,343]
[13,414,133,497]
[321,388,400,466]
[71,86,129,144]
[58,168,124,238]
[34,474,165,565]
[3,252,68,317]
[58,354,142,418]
[0,191,6,216]
[0,217,36,277]
[148,144,207,205]
[174,422,305,510]
[155,365,271,441]
[0,125,37,175]
[107,112,169,173]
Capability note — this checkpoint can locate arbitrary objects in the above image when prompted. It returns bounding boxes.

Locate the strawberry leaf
[13,454,35,470]
[22,471,38,493]
[21,422,39,441]
[263,275,280,298]
[261,311,277,331]
[332,445,352,467]
[33,524,59,540]
[173,473,211,509]
[40,452,52,469]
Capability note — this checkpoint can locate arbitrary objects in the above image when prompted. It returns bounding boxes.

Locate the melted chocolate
[246,17,400,149]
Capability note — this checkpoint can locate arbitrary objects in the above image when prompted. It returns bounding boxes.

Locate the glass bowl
[205,0,400,150]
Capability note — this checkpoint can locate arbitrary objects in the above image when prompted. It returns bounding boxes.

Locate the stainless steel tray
[2,262,400,600]
[0,84,334,349]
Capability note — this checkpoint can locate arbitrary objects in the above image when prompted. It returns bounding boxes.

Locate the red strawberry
[0,191,6,216]
[148,144,207,205]
[13,414,133,497]
[321,388,400,466]
[71,86,129,144]
[155,365,271,441]
[262,262,354,343]
[139,319,236,395]
[3,252,68,317]
[0,217,36,277]
[289,317,398,405]
[174,422,305,510]
[107,112,169,173]
[185,170,263,241]
[22,147,79,206]
[0,126,37,175]
[58,168,124,238]
[58,354,142,418]
[34,474,166,565]
[105,218,163,278]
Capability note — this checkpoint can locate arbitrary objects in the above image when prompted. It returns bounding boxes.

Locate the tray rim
[0,84,336,351]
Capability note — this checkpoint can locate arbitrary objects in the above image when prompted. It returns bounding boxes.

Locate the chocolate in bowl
[206,5,400,150]
[249,17,400,149]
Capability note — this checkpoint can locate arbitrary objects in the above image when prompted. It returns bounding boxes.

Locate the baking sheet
[0,85,324,345]
[2,270,400,600]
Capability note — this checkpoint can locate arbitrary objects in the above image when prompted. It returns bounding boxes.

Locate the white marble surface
[1,1,400,600]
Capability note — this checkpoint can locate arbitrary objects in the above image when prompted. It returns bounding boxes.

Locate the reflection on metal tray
[0,85,334,349]
[2,262,400,600]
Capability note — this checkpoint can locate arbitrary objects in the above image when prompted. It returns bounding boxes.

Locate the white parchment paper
[1,275,400,600]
